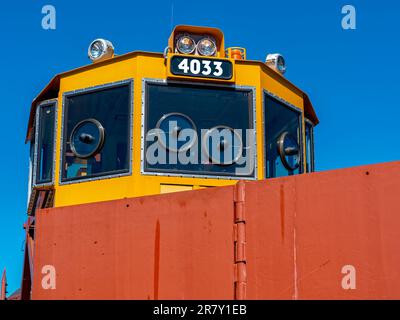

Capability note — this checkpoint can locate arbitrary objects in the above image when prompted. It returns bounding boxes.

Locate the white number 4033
[178,59,223,77]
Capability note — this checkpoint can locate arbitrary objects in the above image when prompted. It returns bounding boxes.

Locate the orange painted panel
[245,161,400,299]
[32,186,235,300]
[244,179,297,299]
[31,161,400,299]
[294,162,400,299]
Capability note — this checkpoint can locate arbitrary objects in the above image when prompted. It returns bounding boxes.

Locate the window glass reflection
[36,104,55,184]
[62,83,131,181]
[264,95,302,178]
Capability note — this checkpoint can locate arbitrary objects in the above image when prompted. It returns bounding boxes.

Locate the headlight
[176,35,196,54]
[197,37,217,56]
[88,38,114,62]
[265,53,286,75]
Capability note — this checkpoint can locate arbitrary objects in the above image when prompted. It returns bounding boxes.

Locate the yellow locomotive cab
[26,25,318,210]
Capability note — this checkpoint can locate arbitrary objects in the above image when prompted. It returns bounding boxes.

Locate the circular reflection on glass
[70,119,105,159]
[156,113,197,152]
[90,40,105,59]
[202,125,243,165]
[277,131,300,171]
[176,35,196,54]
[197,37,217,56]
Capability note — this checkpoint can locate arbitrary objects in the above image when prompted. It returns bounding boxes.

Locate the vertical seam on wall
[234,181,247,299]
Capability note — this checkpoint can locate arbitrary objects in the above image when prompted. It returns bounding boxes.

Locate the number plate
[170,56,233,80]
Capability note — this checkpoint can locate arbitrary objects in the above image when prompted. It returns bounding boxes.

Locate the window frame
[305,118,315,173]
[59,79,134,185]
[262,90,304,179]
[140,78,258,180]
[33,99,58,187]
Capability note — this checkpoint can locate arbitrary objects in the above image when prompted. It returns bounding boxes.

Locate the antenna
[170,2,174,31]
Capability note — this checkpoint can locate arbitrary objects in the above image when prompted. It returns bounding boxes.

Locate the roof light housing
[169,26,225,58]
[265,53,286,75]
[88,38,115,63]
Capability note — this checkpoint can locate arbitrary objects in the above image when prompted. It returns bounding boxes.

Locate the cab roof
[25,50,319,142]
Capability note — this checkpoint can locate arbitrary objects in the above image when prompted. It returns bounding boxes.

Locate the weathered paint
[32,186,235,299]
[31,161,400,299]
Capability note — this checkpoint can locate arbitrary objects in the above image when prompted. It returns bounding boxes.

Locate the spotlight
[265,53,286,75]
[88,39,115,63]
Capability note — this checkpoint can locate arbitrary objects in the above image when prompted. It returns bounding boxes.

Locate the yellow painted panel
[193,185,212,190]
[46,52,307,208]
[160,184,193,194]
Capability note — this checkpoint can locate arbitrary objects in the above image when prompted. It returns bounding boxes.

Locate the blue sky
[0,0,399,295]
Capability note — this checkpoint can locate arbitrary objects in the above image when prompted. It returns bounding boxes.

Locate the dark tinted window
[35,103,56,184]
[144,82,254,177]
[305,119,315,173]
[62,82,132,181]
[264,94,303,178]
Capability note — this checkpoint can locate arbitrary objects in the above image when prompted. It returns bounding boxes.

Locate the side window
[305,119,315,173]
[264,93,303,178]
[61,81,132,182]
[34,101,56,185]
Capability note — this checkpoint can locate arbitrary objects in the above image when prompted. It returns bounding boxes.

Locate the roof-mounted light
[175,34,217,57]
[265,53,286,75]
[88,39,114,63]
[226,47,246,60]
[197,37,217,56]
[176,35,196,54]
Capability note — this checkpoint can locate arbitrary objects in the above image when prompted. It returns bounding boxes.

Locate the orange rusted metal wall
[32,161,400,299]
[245,161,400,299]
[32,186,236,299]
